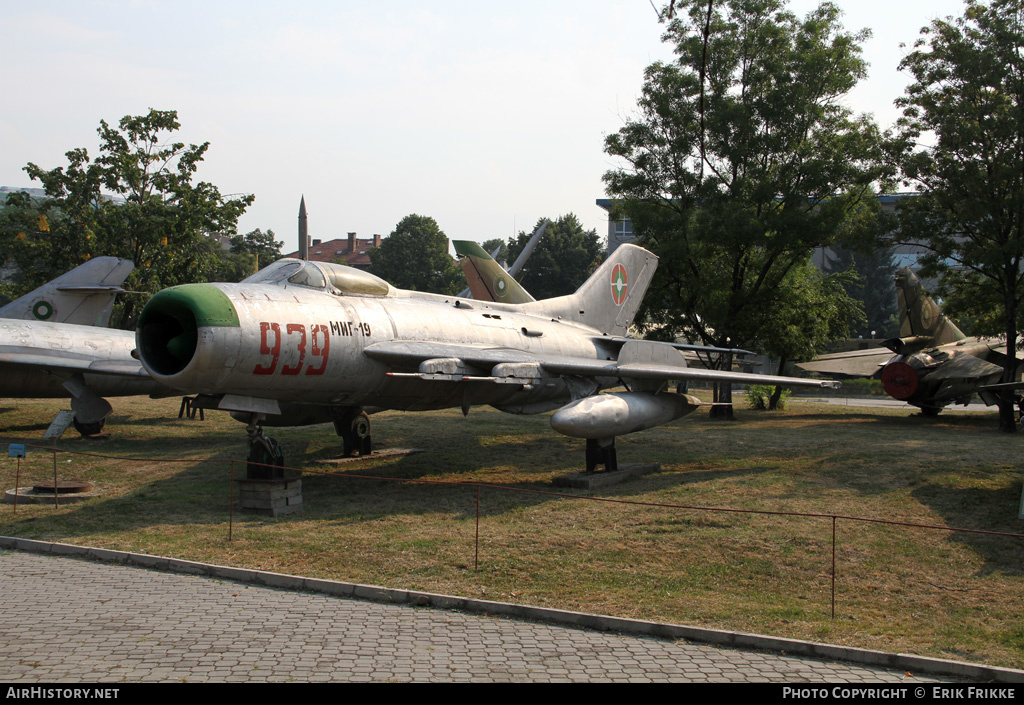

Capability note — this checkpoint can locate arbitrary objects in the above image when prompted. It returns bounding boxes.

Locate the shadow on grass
[741,409,1000,430]
[0,433,597,539]
[911,482,1024,577]
[4,403,1021,576]
[0,422,54,434]
[0,423,783,545]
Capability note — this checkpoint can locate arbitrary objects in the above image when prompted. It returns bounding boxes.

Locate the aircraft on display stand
[135,244,839,472]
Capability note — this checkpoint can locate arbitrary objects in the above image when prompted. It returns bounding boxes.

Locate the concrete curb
[2,535,1021,683]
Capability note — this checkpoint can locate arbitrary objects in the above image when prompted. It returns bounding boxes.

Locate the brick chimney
[373,234,381,248]
[347,232,357,253]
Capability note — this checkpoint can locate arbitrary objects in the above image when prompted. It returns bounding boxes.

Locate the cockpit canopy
[242,258,391,297]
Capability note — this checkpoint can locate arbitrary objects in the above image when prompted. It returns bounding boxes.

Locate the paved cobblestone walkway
[0,551,957,683]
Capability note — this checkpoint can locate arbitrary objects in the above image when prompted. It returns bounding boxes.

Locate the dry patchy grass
[1,394,1023,667]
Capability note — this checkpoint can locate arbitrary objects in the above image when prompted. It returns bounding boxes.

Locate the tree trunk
[709,351,735,420]
[1000,270,1019,433]
[769,356,788,411]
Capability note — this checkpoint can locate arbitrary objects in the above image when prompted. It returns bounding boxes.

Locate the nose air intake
[136,285,240,377]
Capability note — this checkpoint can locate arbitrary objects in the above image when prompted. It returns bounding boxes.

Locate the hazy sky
[1,0,970,254]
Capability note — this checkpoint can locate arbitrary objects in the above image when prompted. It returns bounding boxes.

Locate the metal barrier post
[229,460,235,541]
[475,485,480,571]
[831,515,837,619]
[13,456,20,515]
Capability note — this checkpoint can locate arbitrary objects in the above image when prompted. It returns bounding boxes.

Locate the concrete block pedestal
[235,476,302,517]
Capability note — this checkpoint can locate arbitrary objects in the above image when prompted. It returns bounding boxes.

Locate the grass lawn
[1,393,1022,668]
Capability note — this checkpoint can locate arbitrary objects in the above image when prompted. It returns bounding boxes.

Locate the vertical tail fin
[453,240,536,303]
[522,244,658,336]
[895,266,964,344]
[0,257,134,326]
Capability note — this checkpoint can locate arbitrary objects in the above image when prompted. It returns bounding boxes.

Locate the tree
[480,238,507,265]
[603,0,888,417]
[504,214,604,300]
[824,245,899,339]
[894,0,1024,432]
[0,190,50,304]
[368,214,461,294]
[230,228,283,269]
[0,109,253,328]
[757,259,863,408]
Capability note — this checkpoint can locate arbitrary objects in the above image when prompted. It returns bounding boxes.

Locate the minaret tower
[298,195,309,261]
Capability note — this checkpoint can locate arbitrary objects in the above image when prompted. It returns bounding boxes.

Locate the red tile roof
[282,236,380,268]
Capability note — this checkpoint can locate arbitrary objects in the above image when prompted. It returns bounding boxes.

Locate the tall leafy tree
[603,0,888,416]
[230,228,283,269]
[824,245,899,339]
[894,0,1024,432]
[504,214,604,300]
[0,190,50,304]
[368,214,461,294]
[480,238,507,265]
[1,109,253,328]
[758,259,863,408]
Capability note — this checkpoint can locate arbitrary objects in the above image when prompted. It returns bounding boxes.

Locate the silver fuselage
[141,282,616,414]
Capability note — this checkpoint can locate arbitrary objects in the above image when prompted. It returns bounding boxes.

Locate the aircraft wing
[594,336,753,356]
[365,340,839,389]
[539,359,837,388]
[0,347,150,377]
[795,347,894,378]
[977,381,1024,392]
[927,353,1004,381]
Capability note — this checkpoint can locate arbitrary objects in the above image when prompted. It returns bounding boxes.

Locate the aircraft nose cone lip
[136,284,239,377]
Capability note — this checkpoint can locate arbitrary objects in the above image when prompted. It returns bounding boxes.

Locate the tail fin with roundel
[520,244,658,336]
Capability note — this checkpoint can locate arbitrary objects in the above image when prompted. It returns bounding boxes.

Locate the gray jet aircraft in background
[454,239,538,304]
[135,244,840,472]
[0,256,134,326]
[0,258,162,435]
[455,219,548,302]
[797,267,1021,415]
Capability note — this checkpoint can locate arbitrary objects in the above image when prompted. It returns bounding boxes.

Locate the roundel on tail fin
[611,264,628,306]
[493,274,509,298]
[31,299,54,321]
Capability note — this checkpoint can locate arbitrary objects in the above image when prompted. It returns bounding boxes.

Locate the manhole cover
[31,480,95,494]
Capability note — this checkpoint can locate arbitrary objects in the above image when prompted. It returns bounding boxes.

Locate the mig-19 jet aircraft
[797,267,1022,415]
[135,244,839,472]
